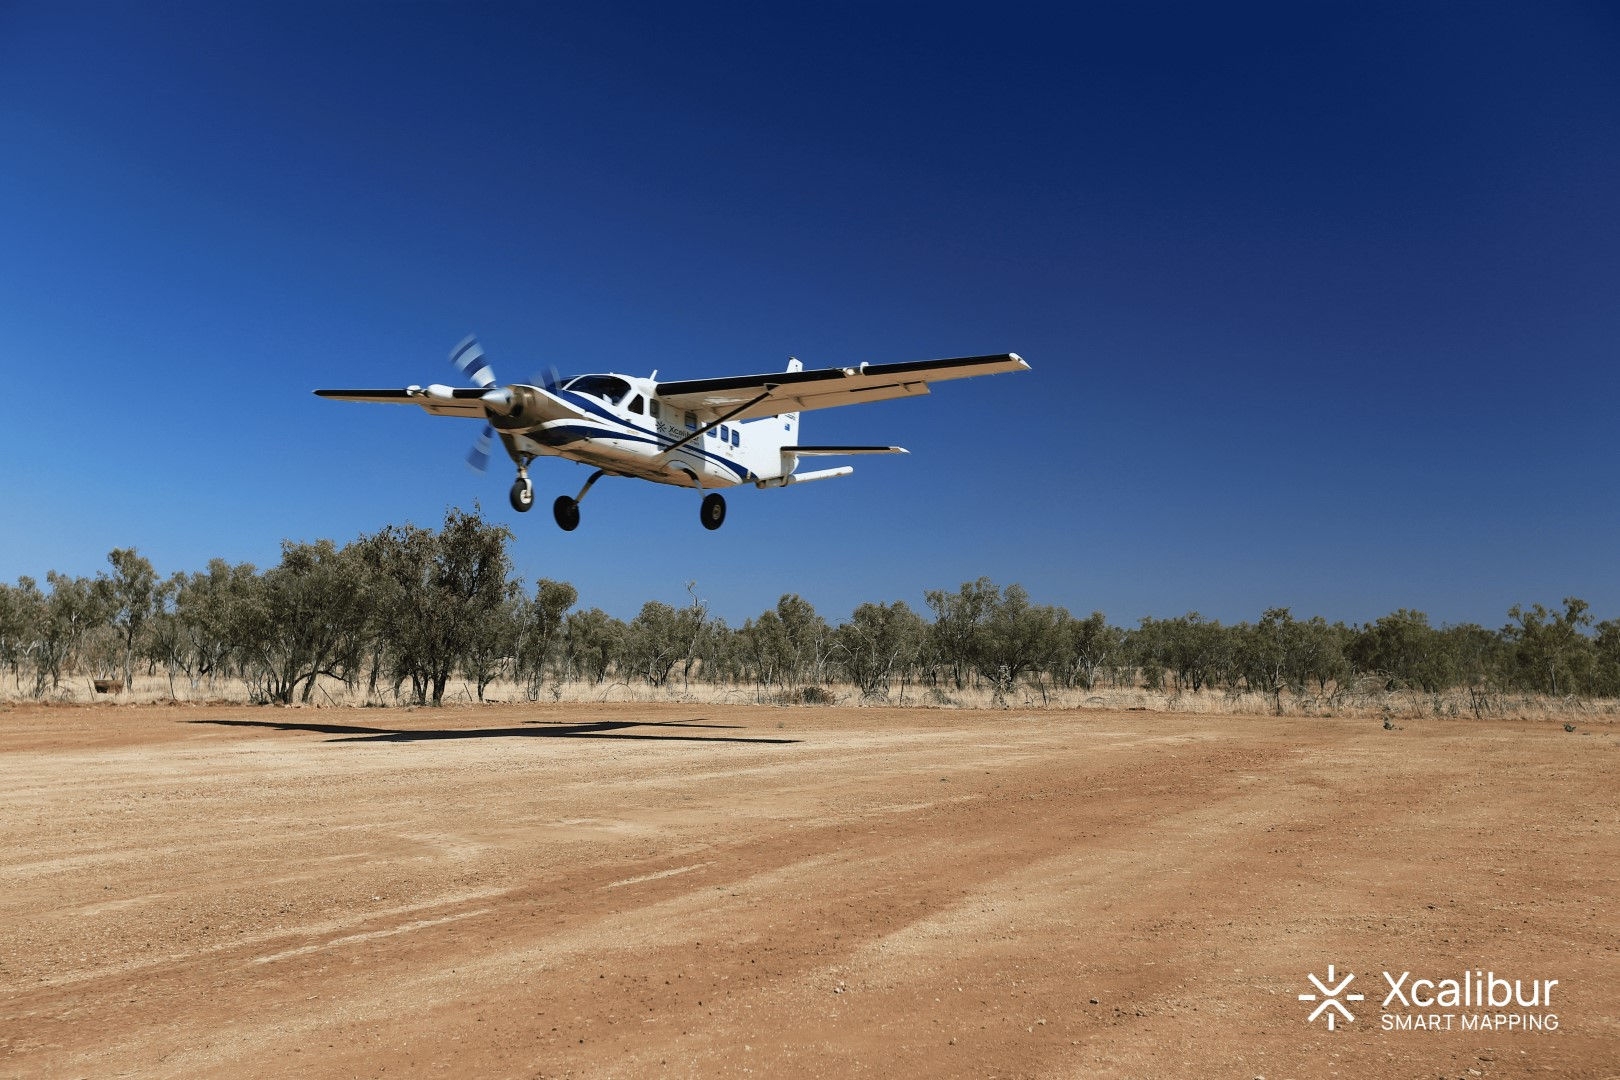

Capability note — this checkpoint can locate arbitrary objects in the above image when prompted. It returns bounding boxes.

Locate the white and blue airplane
[316,339,1029,531]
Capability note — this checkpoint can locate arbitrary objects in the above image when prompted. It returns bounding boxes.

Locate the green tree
[1348,609,1452,692]
[1592,619,1620,697]
[144,573,187,696]
[1438,622,1499,690]
[699,617,744,687]
[924,577,998,689]
[173,560,258,692]
[33,573,110,697]
[236,540,369,705]
[977,585,1064,702]
[623,600,684,686]
[675,582,713,691]
[740,594,830,692]
[562,607,623,683]
[1052,610,1119,690]
[514,579,578,699]
[1135,613,1230,693]
[834,600,927,698]
[1502,598,1596,695]
[360,509,517,706]
[1237,607,1314,714]
[0,578,45,693]
[463,595,520,702]
[99,547,158,693]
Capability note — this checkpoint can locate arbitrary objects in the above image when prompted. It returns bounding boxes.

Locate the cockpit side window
[561,375,631,404]
[628,395,645,415]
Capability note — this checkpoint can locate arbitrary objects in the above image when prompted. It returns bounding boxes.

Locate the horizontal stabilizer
[755,466,855,489]
[783,445,908,456]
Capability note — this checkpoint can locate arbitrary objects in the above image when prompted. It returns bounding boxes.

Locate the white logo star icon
[1299,965,1365,1030]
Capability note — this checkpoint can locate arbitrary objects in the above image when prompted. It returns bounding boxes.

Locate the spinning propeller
[449,336,565,472]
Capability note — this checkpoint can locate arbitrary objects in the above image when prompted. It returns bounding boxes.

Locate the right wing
[654,353,1028,423]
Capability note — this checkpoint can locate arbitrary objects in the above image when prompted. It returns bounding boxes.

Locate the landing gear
[700,492,727,531]
[509,476,534,513]
[548,469,605,532]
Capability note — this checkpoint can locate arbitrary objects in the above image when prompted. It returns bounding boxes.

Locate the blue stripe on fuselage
[545,418,752,482]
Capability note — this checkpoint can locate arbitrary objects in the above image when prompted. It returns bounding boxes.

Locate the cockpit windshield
[560,375,631,405]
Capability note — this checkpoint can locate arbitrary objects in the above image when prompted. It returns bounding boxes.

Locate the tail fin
[780,357,801,440]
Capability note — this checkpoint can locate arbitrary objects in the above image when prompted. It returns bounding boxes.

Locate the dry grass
[3,670,1616,722]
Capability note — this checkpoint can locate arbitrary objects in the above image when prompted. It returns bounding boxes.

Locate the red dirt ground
[1,702,1615,1078]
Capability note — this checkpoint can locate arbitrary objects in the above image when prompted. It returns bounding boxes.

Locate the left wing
[655,353,1028,422]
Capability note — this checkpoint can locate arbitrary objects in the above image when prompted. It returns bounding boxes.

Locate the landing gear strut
[551,469,605,532]
[700,492,727,531]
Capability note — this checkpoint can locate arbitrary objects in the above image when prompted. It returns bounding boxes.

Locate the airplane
[316,339,1030,531]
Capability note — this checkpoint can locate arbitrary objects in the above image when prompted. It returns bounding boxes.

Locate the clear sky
[2,2,1617,629]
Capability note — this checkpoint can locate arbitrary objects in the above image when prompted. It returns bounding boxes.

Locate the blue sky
[2,2,1617,629]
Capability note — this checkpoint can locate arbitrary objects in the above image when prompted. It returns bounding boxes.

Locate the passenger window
[731,428,740,447]
[706,425,716,439]
[650,400,660,419]
[719,425,729,442]
[685,412,696,431]
[628,395,644,415]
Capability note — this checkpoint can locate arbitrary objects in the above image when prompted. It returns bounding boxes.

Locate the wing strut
[657,385,778,460]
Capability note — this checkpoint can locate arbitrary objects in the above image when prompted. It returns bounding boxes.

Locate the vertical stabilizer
[780,357,802,441]
[764,357,804,478]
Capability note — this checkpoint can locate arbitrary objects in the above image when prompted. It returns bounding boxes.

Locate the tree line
[2,508,1617,707]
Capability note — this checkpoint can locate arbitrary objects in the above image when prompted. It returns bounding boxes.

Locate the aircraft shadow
[187,717,800,745]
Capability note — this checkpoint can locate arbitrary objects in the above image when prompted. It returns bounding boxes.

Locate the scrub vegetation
[2,509,1617,714]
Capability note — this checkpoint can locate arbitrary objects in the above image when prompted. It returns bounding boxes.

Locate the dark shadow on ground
[186,717,801,745]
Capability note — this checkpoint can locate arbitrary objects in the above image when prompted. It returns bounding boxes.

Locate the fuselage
[495,373,798,490]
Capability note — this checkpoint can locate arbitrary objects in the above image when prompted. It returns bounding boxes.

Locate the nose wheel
[509,476,534,512]
[700,493,727,530]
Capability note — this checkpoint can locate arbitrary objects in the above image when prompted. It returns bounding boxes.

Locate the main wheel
[509,477,534,512]
[552,495,581,531]
[700,492,727,531]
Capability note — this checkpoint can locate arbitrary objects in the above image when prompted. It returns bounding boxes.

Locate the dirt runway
[1,702,1615,1078]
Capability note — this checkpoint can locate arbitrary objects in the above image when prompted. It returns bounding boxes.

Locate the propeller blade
[466,424,494,472]
[530,366,563,390]
[450,335,496,388]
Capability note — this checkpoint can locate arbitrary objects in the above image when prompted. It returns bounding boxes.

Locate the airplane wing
[654,353,1028,422]
[313,387,489,418]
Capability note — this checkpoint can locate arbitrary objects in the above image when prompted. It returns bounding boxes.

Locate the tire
[509,478,534,513]
[553,495,581,532]
[700,492,726,531]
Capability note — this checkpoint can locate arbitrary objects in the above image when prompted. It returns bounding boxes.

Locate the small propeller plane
[316,339,1030,531]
